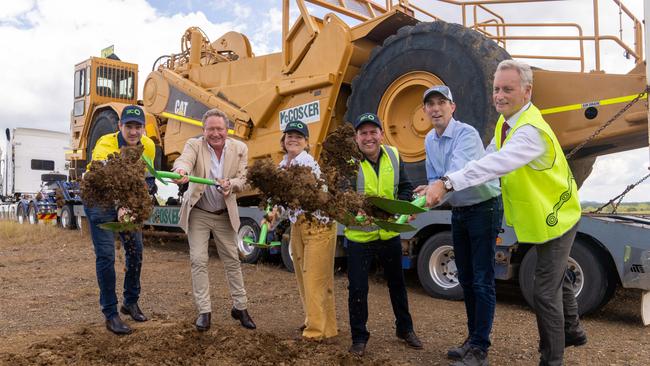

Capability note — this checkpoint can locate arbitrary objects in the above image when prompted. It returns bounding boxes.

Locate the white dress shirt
[196,141,227,211]
[448,102,553,191]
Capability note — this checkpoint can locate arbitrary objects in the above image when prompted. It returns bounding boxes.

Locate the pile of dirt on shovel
[80,145,153,228]
[247,124,391,224]
[0,322,404,366]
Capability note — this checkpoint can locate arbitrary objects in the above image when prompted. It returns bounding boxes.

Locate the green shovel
[242,205,281,248]
[141,155,221,188]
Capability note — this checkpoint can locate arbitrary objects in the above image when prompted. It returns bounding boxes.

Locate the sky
[0,0,648,203]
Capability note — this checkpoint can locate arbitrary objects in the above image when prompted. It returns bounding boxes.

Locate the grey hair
[201,108,230,128]
[496,60,533,87]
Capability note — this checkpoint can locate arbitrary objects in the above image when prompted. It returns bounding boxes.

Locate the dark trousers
[534,224,581,366]
[346,236,414,344]
[451,196,503,352]
[84,205,144,319]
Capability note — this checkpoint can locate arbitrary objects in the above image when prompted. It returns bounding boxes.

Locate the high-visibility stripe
[540,93,648,115]
[161,111,235,135]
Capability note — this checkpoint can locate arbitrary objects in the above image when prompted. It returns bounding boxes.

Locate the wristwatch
[440,176,454,192]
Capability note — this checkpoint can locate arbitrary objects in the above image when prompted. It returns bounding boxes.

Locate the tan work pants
[187,208,248,313]
[290,216,338,339]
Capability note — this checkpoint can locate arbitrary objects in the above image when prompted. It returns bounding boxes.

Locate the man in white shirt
[172,108,256,332]
[424,60,586,366]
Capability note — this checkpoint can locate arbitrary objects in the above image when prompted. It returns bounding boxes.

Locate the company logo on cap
[126,108,142,116]
[289,121,304,129]
[360,113,375,122]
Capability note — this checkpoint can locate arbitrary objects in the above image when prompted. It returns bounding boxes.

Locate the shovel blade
[367,196,427,215]
[374,220,417,233]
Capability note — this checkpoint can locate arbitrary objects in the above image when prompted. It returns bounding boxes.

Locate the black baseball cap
[354,112,382,130]
[423,85,454,103]
[121,105,145,125]
[284,120,309,138]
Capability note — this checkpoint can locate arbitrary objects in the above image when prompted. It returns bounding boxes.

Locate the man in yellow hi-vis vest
[424,60,586,366]
[345,113,422,357]
[84,105,155,335]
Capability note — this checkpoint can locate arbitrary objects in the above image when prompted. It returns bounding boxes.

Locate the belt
[451,196,500,212]
[195,206,228,215]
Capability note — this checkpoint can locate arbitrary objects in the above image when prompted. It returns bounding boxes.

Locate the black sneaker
[348,342,366,356]
[447,337,471,360]
[565,328,587,348]
[450,346,488,366]
[396,330,423,349]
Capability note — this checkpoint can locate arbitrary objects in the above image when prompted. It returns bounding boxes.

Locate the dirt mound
[80,145,153,229]
[0,321,402,366]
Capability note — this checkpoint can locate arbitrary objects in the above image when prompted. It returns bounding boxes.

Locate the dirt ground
[1,221,648,365]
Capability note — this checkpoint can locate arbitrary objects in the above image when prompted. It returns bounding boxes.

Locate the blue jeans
[84,205,143,319]
[451,196,503,352]
[346,236,414,344]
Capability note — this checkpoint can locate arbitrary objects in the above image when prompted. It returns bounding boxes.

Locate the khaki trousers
[290,216,338,339]
[187,208,248,313]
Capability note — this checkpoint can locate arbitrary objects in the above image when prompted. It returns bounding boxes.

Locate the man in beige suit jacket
[172,108,256,331]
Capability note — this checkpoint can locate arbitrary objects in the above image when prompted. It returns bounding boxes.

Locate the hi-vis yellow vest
[88,132,155,171]
[344,145,400,243]
[495,104,581,243]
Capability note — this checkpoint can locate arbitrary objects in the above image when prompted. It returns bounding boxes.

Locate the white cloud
[0,0,239,135]
[0,0,35,21]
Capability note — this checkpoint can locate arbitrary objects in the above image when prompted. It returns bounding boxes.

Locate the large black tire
[518,237,615,316]
[60,205,76,230]
[417,231,463,300]
[86,109,119,162]
[568,156,596,189]
[280,225,295,273]
[237,218,264,264]
[346,21,511,186]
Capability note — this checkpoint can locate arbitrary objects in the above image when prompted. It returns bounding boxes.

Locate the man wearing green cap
[84,105,155,335]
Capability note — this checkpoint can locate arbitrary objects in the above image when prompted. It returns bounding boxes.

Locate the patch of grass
[0,221,79,248]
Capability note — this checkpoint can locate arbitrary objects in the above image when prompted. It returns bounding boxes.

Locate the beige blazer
[172,137,248,233]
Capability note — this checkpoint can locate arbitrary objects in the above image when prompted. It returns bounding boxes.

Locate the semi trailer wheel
[16,205,25,224]
[237,218,264,264]
[28,204,38,225]
[416,231,463,300]
[60,205,76,230]
[86,110,119,162]
[346,21,510,186]
[518,237,616,316]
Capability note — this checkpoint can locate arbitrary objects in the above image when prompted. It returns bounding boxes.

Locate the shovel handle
[156,171,217,186]
[396,196,427,224]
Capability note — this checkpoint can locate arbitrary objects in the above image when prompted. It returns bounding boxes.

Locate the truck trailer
[0,128,82,228]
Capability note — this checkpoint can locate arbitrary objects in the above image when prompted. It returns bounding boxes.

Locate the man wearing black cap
[344,112,422,356]
[84,105,155,335]
[414,85,502,366]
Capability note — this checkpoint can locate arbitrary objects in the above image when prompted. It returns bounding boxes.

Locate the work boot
[105,315,132,335]
[231,308,256,329]
[448,337,471,360]
[565,327,587,348]
[120,303,148,322]
[348,342,366,356]
[396,330,423,349]
[450,346,488,366]
[195,312,211,332]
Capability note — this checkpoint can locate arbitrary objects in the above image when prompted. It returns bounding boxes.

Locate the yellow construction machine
[68,0,647,201]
